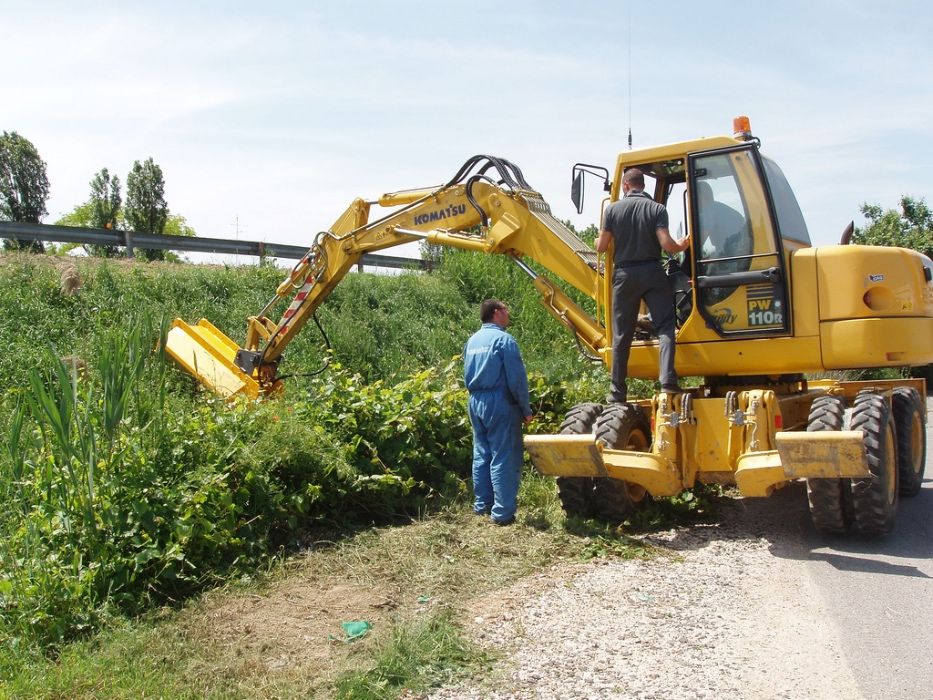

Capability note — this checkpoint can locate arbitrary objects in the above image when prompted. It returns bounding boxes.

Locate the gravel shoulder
[429,485,863,700]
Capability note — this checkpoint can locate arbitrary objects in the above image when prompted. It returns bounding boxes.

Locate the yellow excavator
[167,118,933,535]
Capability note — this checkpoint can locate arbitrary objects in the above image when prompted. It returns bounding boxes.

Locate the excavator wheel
[849,392,898,535]
[555,402,603,518]
[590,403,652,523]
[805,394,852,534]
[892,387,926,497]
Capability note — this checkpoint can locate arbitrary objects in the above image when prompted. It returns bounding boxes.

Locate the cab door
[689,145,790,336]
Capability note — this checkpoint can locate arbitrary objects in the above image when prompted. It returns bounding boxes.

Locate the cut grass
[332,609,492,700]
[2,496,656,699]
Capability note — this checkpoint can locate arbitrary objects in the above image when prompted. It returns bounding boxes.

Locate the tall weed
[0,251,608,654]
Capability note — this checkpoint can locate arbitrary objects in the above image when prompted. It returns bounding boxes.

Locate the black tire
[555,402,603,517]
[892,387,926,497]
[805,395,851,534]
[849,393,898,535]
[590,403,652,522]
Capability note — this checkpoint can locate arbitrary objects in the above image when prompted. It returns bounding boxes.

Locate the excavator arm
[166,156,609,399]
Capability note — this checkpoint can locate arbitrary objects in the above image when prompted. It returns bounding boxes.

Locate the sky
[3,0,932,260]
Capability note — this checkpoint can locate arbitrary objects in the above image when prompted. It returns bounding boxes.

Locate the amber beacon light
[733,115,753,140]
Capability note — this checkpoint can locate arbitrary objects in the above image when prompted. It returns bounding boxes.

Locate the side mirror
[570,163,610,215]
[571,170,585,214]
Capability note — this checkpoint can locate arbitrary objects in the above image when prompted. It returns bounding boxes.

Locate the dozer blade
[524,434,684,497]
[165,319,260,400]
[734,431,870,497]
[524,434,607,478]
[774,430,869,479]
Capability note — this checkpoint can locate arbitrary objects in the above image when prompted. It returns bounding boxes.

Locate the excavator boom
[166,156,607,399]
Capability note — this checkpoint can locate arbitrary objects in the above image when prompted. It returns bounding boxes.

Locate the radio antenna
[627,1,633,150]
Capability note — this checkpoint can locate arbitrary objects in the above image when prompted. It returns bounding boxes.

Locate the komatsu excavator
[167,117,933,535]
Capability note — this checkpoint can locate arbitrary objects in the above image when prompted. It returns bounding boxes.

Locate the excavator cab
[607,127,834,381]
[621,142,797,343]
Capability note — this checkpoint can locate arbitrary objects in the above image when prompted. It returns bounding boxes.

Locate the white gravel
[428,487,863,700]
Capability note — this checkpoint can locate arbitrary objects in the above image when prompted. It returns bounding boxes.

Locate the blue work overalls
[463,323,531,523]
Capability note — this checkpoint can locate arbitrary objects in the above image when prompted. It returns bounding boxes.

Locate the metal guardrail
[0,221,428,271]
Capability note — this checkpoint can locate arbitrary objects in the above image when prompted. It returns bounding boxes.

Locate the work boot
[491,516,515,526]
[660,384,683,394]
[605,392,627,404]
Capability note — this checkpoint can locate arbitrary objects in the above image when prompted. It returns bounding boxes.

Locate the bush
[291,359,473,520]
[0,250,607,652]
[0,320,480,650]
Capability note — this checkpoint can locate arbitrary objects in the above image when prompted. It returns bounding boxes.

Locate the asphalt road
[801,396,933,699]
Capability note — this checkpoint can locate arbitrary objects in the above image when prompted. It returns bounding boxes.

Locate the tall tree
[0,130,50,252]
[125,157,168,261]
[163,213,196,238]
[853,195,933,259]
[56,202,95,227]
[90,168,121,229]
[87,168,122,257]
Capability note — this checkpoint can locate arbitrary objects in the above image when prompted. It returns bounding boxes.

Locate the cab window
[690,148,788,335]
[762,156,811,246]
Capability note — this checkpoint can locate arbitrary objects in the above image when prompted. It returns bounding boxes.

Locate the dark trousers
[609,261,678,401]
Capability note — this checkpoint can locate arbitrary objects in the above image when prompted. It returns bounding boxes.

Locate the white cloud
[2,1,931,253]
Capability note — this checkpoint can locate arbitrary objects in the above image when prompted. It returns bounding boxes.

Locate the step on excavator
[167,117,933,535]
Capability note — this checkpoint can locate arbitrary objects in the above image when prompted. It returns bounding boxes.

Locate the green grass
[1,500,658,699]
[332,610,490,700]
[0,249,679,697]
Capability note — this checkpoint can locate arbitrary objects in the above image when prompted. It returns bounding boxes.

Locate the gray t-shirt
[602,191,669,265]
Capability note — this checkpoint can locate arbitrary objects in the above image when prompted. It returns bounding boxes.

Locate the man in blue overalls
[463,299,533,525]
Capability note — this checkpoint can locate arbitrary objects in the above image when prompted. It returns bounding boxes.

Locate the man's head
[696,180,714,207]
[621,168,646,194]
[480,298,510,328]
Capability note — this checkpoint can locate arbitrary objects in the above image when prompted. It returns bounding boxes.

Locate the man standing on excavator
[463,299,533,525]
[596,168,691,403]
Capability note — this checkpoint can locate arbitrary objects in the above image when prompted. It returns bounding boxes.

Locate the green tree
[163,213,196,238]
[90,167,121,228]
[853,195,933,259]
[125,157,168,261]
[54,202,96,256]
[55,201,95,228]
[0,130,50,252]
[55,205,196,262]
[87,168,122,257]
[160,214,197,263]
[54,169,124,257]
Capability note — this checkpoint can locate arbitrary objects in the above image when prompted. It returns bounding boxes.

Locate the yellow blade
[774,430,869,479]
[165,319,260,400]
[525,434,684,496]
[524,434,607,477]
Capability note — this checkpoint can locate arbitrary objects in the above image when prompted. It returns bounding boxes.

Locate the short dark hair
[622,167,645,190]
[480,298,504,323]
